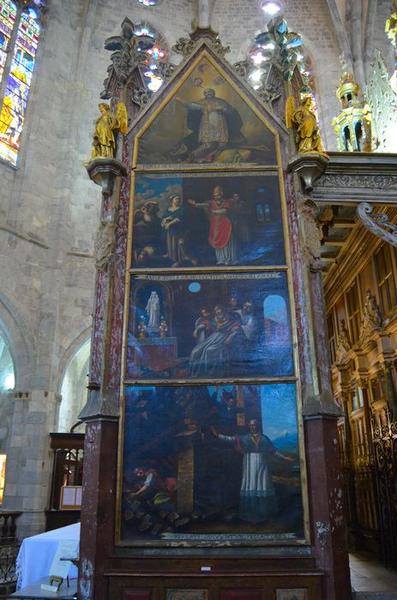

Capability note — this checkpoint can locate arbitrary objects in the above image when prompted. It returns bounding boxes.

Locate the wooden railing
[0,510,21,544]
[0,510,21,593]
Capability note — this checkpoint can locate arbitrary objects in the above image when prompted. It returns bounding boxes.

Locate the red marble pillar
[305,243,351,600]
[305,414,351,600]
[79,419,118,600]
[78,134,130,599]
[287,181,352,599]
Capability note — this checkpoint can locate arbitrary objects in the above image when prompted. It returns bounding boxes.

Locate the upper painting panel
[132,173,285,269]
[136,57,277,166]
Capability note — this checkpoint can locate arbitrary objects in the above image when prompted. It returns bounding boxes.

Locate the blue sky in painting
[261,383,298,445]
[135,176,182,209]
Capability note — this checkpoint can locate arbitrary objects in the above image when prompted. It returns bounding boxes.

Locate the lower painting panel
[120,382,304,543]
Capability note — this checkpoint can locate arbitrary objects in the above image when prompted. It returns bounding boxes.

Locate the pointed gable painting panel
[118,42,306,546]
[135,51,277,166]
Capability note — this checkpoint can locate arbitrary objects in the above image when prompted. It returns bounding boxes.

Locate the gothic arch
[57,326,92,395]
[0,291,34,390]
[57,330,91,432]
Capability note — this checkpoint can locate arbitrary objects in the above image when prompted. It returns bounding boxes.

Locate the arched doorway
[58,339,90,433]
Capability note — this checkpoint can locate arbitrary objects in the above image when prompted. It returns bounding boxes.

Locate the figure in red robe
[189,185,238,265]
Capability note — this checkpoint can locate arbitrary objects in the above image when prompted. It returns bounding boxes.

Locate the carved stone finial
[173,27,230,58]
[101,18,142,97]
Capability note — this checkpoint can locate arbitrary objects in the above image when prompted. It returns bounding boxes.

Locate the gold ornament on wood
[332,57,372,152]
[90,102,128,159]
[285,95,326,155]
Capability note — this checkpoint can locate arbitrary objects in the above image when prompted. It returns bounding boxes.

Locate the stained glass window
[0,454,6,504]
[136,0,161,6]
[134,22,167,93]
[0,1,44,166]
[0,1,17,83]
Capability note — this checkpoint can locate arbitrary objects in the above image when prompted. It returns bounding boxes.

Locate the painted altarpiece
[117,49,308,548]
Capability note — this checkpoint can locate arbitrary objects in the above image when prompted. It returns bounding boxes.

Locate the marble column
[296,195,352,600]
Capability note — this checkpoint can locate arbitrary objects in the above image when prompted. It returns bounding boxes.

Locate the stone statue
[91,102,128,159]
[145,291,160,331]
[360,289,383,342]
[286,95,326,155]
[335,319,351,365]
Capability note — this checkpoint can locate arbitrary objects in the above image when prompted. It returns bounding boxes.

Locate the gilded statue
[286,95,326,155]
[91,102,128,159]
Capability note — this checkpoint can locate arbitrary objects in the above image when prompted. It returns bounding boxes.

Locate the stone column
[3,390,60,538]
[296,195,352,600]
[197,0,211,28]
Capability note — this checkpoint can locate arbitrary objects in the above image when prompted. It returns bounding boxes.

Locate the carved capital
[79,388,119,421]
[85,157,127,196]
[302,392,343,418]
[288,153,329,192]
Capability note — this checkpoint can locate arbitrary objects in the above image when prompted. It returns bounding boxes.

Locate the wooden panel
[106,570,323,600]
[276,591,308,600]
[166,590,208,600]
[219,590,262,600]
[123,590,152,600]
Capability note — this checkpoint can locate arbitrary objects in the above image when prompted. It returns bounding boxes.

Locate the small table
[16,523,79,589]
[10,577,77,599]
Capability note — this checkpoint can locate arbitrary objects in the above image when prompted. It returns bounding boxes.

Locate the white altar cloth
[16,522,80,590]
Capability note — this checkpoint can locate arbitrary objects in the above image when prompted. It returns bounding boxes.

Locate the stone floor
[350,552,397,598]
